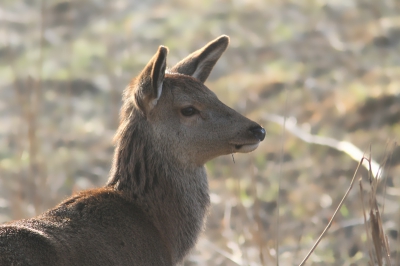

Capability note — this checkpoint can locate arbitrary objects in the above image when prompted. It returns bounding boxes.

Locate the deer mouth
[231,142,260,153]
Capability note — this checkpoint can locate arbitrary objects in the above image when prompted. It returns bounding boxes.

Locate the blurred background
[1,0,400,265]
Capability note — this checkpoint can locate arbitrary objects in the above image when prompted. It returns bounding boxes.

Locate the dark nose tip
[249,125,266,141]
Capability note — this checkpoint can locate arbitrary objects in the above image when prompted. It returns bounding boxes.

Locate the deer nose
[249,125,266,141]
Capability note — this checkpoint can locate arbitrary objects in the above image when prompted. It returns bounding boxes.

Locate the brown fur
[0,35,265,265]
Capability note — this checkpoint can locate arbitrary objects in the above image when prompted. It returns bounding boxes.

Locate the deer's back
[0,188,172,266]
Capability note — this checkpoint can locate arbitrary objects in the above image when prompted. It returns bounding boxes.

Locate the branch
[263,114,382,179]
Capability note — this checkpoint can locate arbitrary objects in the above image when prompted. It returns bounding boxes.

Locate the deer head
[117,35,265,168]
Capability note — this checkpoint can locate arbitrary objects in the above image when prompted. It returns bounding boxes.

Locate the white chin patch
[235,142,260,153]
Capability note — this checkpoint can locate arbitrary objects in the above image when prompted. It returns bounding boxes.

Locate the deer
[0,35,265,266]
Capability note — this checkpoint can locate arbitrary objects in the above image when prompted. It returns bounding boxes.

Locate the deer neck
[147,165,210,263]
[107,118,210,263]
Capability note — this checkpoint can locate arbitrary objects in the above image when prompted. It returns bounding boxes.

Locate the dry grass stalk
[250,163,266,264]
[359,179,375,266]
[361,154,392,266]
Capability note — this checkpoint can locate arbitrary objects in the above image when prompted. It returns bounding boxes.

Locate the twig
[298,157,365,266]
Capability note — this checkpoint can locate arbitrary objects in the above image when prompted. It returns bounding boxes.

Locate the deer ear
[137,46,168,110]
[170,35,229,83]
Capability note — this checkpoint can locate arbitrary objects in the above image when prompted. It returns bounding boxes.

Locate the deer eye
[181,107,197,117]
